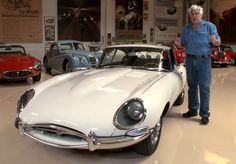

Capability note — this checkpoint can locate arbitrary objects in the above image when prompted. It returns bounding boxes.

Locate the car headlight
[17,89,35,114]
[113,98,146,130]
[34,61,41,69]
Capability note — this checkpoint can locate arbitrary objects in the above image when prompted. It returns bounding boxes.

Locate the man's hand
[210,35,221,46]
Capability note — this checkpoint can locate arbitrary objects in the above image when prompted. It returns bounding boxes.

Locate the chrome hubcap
[151,122,161,145]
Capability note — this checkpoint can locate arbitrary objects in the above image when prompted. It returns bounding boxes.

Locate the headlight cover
[113,98,146,130]
[17,89,35,114]
[34,61,41,69]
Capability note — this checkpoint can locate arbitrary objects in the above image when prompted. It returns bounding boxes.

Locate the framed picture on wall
[45,26,55,41]
[44,16,56,26]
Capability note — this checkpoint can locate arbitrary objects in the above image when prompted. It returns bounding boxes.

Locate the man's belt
[187,54,210,59]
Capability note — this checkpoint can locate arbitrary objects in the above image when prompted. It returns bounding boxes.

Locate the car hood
[21,68,166,135]
[0,54,39,71]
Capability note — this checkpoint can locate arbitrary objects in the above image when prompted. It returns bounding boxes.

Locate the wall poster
[115,0,143,42]
[155,0,179,43]
[58,0,101,42]
[44,16,55,41]
[210,0,236,43]
[0,0,42,43]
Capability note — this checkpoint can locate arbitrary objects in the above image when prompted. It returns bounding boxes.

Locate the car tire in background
[229,57,236,66]
[43,57,52,73]
[32,72,41,82]
[64,61,72,73]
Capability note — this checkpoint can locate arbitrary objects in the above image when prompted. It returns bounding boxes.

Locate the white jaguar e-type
[15,44,186,155]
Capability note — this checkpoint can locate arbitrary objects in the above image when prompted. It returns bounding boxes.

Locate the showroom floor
[0,66,236,164]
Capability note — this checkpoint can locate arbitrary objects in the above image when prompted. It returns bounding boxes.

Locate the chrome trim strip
[18,122,152,151]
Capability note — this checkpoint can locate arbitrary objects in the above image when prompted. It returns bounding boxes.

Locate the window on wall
[58,0,101,42]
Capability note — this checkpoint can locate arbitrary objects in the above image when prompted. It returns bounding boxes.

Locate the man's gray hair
[188,5,203,15]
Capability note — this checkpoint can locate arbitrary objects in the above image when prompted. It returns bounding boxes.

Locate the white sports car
[15,44,186,155]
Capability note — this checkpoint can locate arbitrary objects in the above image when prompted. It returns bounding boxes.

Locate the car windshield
[60,42,85,52]
[99,46,171,71]
[0,46,26,55]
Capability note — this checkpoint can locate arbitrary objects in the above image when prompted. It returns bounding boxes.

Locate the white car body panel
[20,68,182,136]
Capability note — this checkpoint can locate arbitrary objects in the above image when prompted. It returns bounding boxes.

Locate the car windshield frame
[98,46,172,71]
[0,45,26,55]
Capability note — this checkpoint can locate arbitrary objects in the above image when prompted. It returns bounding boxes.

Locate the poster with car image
[115,0,143,42]
[155,0,179,42]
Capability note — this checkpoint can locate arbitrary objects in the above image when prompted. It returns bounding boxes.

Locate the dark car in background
[219,45,236,66]
[0,45,42,82]
[43,40,99,73]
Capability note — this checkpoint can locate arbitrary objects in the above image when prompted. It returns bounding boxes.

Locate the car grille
[4,70,32,78]
[215,52,224,60]
[23,124,88,147]
[89,56,96,65]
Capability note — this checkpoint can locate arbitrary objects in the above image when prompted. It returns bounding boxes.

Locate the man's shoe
[200,116,209,125]
[182,111,197,118]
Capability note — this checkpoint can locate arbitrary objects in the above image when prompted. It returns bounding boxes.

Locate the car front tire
[174,89,185,105]
[33,72,41,82]
[133,117,162,155]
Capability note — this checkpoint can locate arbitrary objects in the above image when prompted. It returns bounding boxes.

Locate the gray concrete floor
[1,67,236,164]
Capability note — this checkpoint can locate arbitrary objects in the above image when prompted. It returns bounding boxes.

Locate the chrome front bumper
[16,119,152,151]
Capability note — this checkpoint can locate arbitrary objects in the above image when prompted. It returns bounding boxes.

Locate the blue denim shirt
[181,20,220,56]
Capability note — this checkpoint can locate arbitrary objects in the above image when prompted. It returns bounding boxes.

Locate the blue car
[43,40,98,73]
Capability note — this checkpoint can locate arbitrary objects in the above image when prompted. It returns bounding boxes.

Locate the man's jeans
[185,56,211,117]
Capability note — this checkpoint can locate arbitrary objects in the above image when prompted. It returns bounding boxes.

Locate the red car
[173,45,186,64]
[211,46,230,67]
[157,42,186,64]
[0,45,42,81]
[219,45,236,66]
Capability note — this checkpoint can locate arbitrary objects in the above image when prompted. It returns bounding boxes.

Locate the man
[176,5,221,125]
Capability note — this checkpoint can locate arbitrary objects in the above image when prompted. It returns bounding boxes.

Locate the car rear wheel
[43,57,51,73]
[64,61,72,73]
[33,72,41,82]
[174,89,185,105]
[133,117,162,155]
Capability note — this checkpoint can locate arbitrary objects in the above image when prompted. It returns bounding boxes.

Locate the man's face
[190,11,203,25]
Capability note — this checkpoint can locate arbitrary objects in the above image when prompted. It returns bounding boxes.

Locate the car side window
[101,49,116,65]
[73,43,85,50]
[51,45,59,56]
[161,51,172,70]
[169,49,178,68]
[113,49,126,63]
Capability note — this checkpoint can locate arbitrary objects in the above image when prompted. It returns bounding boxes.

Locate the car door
[47,44,59,69]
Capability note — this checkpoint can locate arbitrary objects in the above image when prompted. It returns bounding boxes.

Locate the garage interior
[1,0,236,163]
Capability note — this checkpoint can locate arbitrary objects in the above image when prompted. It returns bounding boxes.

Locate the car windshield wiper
[100,65,127,69]
[145,67,170,72]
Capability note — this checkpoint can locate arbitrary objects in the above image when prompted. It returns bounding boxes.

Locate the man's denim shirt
[181,20,220,56]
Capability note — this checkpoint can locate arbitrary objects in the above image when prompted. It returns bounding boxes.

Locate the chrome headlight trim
[113,98,146,130]
[126,126,150,137]
[17,89,35,114]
